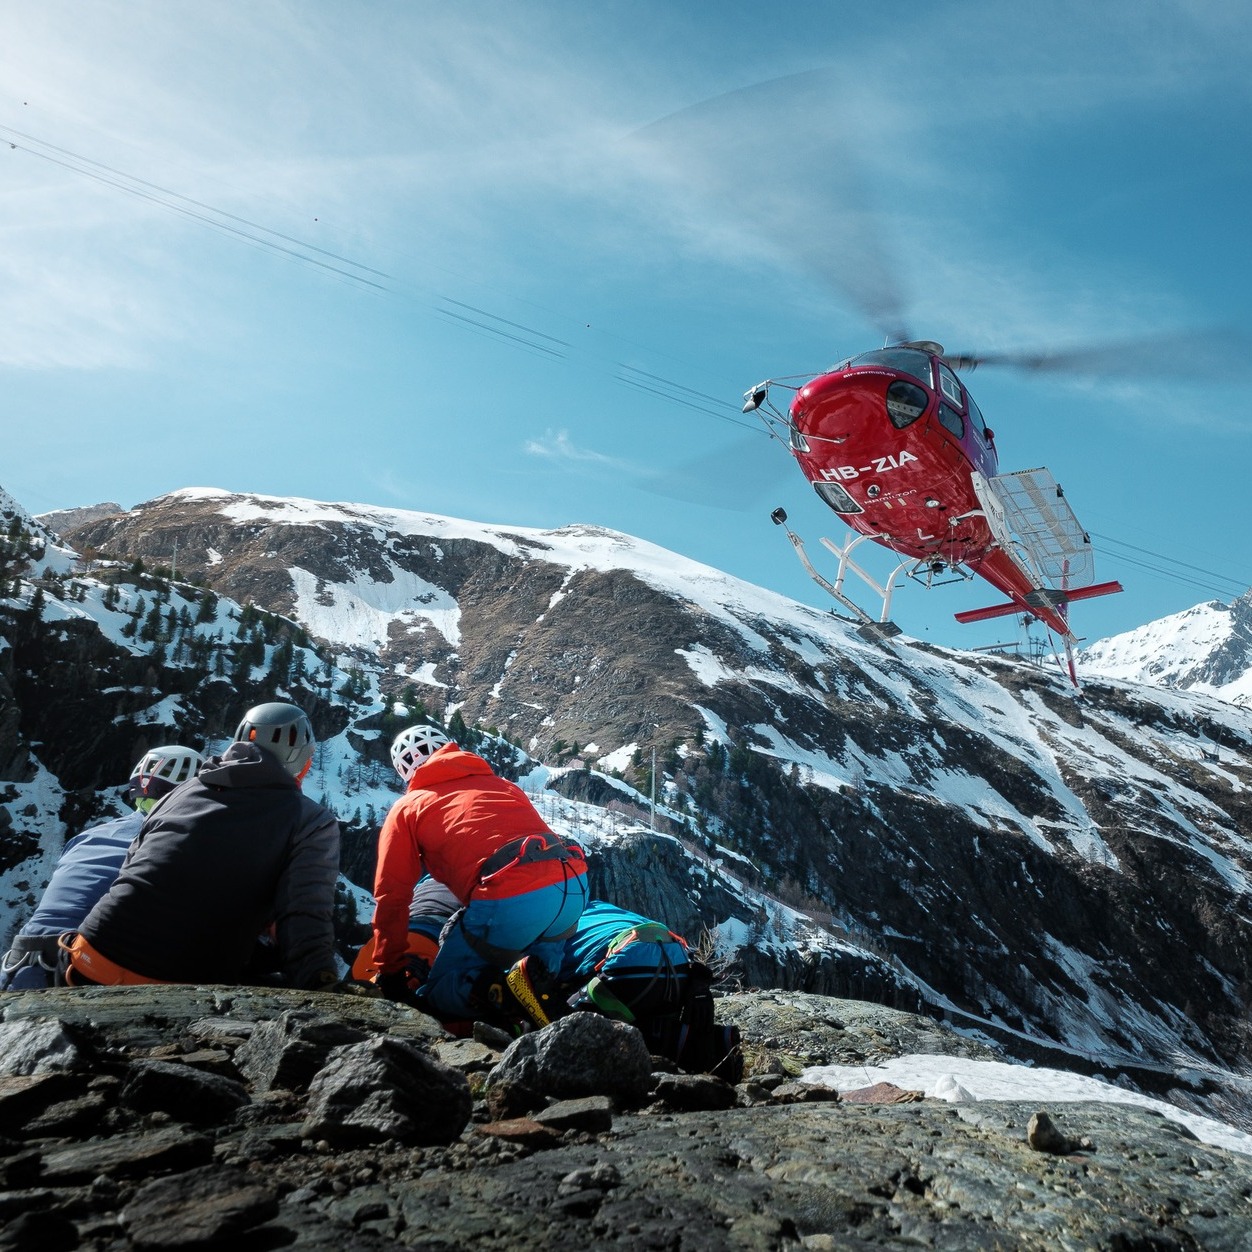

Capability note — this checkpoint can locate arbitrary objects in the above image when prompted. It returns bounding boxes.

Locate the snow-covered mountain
[1080,592,1252,707]
[0,484,898,1005]
[7,485,1252,1130]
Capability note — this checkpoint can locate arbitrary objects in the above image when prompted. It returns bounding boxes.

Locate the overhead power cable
[616,365,766,432]
[1091,531,1247,600]
[1,123,390,292]
[6,123,1249,609]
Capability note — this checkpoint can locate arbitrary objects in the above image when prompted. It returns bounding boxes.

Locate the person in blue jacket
[364,884,741,1080]
[0,744,203,990]
[550,900,741,1081]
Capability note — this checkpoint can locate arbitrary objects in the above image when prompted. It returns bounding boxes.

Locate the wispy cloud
[2,1,1248,374]
[523,429,631,470]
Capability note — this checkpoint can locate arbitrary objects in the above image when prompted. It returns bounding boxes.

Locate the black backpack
[644,960,743,1083]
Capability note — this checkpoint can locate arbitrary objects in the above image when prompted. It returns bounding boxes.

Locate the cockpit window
[841,348,933,387]
[938,403,964,438]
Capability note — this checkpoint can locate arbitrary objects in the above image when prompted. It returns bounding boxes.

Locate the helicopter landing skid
[771,508,904,639]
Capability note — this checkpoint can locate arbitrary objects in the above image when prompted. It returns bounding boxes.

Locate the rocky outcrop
[35,504,124,537]
[1,985,1250,1250]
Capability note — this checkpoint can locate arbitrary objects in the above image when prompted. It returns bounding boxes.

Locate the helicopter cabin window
[938,403,964,438]
[937,363,964,408]
[967,394,991,442]
[846,348,932,387]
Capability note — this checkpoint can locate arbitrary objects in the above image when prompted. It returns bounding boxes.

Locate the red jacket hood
[405,742,495,790]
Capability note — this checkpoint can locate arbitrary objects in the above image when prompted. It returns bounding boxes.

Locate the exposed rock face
[0,985,1249,1250]
[36,503,124,536]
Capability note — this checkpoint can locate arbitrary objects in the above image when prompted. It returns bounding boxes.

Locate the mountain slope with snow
[50,488,1252,1106]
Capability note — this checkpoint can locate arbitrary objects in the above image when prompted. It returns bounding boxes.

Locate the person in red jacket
[372,725,588,1023]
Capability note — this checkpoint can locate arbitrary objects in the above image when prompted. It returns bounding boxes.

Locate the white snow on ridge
[1081,598,1252,707]
[1081,601,1232,687]
[802,1053,1252,1157]
[161,488,887,661]
[288,560,460,650]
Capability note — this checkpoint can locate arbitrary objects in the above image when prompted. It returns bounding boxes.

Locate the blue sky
[3,0,1249,653]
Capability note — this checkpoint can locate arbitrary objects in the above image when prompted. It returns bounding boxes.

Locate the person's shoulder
[68,809,144,849]
[299,793,340,825]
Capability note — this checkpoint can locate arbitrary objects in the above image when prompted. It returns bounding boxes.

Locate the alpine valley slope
[50,488,1252,1119]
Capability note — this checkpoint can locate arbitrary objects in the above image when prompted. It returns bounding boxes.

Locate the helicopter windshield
[841,348,933,387]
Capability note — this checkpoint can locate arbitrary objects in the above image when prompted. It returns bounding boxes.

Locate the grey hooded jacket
[80,741,340,987]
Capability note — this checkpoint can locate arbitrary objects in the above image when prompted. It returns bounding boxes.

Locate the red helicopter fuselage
[786,343,1078,636]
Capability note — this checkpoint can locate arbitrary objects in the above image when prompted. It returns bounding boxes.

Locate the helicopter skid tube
[772,514,905,636]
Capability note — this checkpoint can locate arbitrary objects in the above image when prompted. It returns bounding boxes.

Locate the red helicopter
[742,340,1122,680]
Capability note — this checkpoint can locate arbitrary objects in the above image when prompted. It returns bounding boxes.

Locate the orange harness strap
[61,933,168,987]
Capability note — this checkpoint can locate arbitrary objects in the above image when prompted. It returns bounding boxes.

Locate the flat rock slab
[41,1126,214,1183]
[121,1164,279,1248]
[392,1100,1252,1250]
[0,985,446,1050]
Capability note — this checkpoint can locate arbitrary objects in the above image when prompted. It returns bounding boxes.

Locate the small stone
[534,1095,615,1134]
[0,1210,79,1252]
[302,1035,471,1146]
[0,1020,85,1077]
[558,1162,621,1194]
[1027,1110,1089,1155]
[841,1082,923,1104]
[771,1082,841,1104]
[652,1073,738,1112]
[120,1059,250,1126]
[474,1117,564,1149]
[42,1126,214,1184]
[471,1021,516,1051]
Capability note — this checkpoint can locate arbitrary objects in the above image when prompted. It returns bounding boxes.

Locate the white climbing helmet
[126,745,204,806]
[390,724,452,782]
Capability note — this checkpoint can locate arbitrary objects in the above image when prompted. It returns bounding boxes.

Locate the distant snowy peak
[1080,591,1252,707]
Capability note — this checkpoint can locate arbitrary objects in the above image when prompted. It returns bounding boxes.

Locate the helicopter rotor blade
[636,430,793,512]
[629,69,912,346]
[944,328,1249,378]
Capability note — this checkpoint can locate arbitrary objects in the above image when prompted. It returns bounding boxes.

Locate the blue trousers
[417,871,588,1019]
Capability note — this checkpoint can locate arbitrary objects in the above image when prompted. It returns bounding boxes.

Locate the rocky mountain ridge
[5,485,1252,1134]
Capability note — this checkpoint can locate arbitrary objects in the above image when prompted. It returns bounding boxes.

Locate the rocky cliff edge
[2,986,1250,1250]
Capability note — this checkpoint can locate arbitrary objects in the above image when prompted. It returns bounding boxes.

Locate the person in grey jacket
[68,703,341,990]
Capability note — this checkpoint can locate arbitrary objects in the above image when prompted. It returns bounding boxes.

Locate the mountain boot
[505,955,564,1028]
